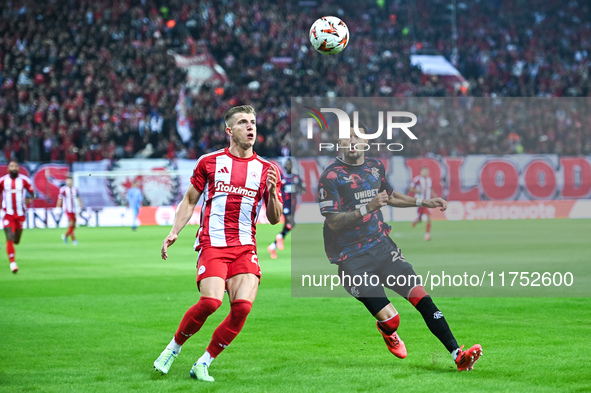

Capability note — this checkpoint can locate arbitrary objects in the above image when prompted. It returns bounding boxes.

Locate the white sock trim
[166,337,182,354]
[451,348,460,361]
[197,350,215,367]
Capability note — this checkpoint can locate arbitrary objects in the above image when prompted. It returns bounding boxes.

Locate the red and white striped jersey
[410,175,432,200]
[58,186,79,213]
[0,174,34,217]
[191,148,283,250]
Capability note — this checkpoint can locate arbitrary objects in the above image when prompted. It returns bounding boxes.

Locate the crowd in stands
[1,0,590,163]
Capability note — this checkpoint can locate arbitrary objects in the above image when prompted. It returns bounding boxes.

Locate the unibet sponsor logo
[354,188,378,201]
[215,182,257,198]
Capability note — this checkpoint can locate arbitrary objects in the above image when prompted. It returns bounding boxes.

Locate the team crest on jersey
[371,167,380,180]
[249,171,259,181]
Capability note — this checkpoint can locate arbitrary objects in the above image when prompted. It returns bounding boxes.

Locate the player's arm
[24,181,36,204]
[56,188,63,208]
[265,165,283,225]
[325,191,389,231]
[387,190,448,211]
[161,184,202,260]
[77,196,84,209]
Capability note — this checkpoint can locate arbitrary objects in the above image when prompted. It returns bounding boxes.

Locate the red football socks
[65,225,76,240]
[377,313,400,335]
[6,241,15,263]
[206,300,252,358]
[408,285,429,307]
[174,297,222,345]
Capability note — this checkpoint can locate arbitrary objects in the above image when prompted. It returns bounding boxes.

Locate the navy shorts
[337,237,420,300]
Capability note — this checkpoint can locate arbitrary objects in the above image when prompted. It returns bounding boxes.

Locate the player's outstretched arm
[388,191,447,211]
[387,190,419,207]
[265,165,283,225]
[161,184,202,260]
[423,197,447,211]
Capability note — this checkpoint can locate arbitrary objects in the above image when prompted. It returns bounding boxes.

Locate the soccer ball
[309,16,349,55]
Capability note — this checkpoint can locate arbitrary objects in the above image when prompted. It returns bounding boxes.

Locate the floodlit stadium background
[1,0,590,392]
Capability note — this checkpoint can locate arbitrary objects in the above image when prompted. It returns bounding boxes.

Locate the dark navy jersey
[318,157,394,264]
[282,173,304,207]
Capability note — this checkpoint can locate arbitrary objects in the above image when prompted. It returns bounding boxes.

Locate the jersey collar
[336,157,366,167]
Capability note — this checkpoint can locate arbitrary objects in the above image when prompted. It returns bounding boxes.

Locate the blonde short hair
[224,105,256,126]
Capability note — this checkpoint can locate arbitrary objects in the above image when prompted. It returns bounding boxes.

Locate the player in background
[267,158,306,259]
[318,125,482,371]
[154,105,283,382]
[126,180,143,230]
[57,174,83,245]
[0,161,35,274]
[409,167,437,241]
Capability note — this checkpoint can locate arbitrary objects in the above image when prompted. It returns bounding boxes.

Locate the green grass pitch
[1,219,590,392]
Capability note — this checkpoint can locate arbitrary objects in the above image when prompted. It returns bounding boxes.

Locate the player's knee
[407,285,429,307]
[230,299,252,321]
[360,296,391,316]
[198,296,223,315]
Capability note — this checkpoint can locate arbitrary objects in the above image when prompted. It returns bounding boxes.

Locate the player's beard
[342,145,364,163]
[9,170,18,179]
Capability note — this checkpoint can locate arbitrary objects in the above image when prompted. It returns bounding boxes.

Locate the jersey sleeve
[190,157,208,193]
[377,160,394,195]
[23,176,35,195]
[57,187,65,201]
[318,169,341,215]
